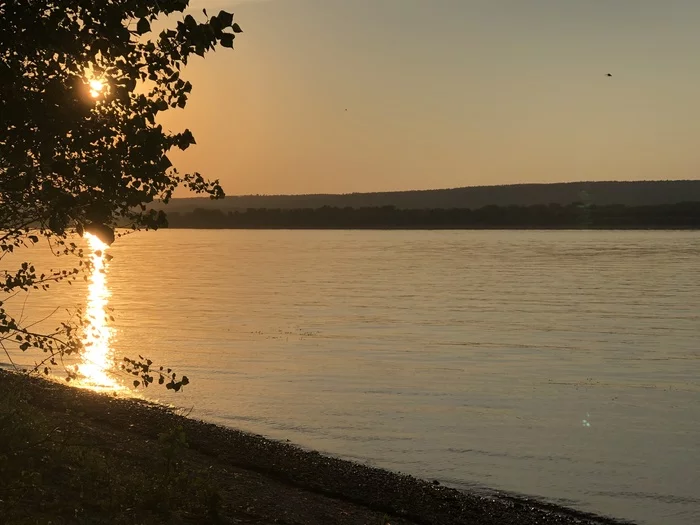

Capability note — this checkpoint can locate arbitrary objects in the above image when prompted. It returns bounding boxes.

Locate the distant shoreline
[163,202,700,230]
[155,180,700,213]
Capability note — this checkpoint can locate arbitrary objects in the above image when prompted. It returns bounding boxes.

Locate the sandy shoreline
[1,370,632,524]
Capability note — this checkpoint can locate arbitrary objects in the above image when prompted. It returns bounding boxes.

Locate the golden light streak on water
[76,233,122,392]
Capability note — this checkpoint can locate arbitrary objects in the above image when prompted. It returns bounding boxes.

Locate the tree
[0,0,241,389]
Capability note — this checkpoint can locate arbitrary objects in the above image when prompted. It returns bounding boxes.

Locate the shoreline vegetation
[0,370,630,525]
[164,202,700,230]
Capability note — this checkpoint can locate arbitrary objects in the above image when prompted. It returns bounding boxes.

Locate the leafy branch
[1,0,241,389]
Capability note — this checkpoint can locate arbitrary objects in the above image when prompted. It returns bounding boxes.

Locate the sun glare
[77,233,121,391]
[88,79,105,98]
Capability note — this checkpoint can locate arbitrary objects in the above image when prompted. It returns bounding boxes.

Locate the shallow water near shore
[7,229,700,525]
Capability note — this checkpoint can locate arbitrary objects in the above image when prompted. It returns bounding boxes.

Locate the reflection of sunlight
[77,233,122,391]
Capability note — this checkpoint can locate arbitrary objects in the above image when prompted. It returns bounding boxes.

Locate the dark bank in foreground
[0,370,631,525]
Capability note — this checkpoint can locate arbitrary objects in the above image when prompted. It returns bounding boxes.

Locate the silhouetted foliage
[0,1,239,386]
[164,202,700,229]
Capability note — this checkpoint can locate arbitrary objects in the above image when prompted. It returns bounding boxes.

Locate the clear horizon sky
[161,0,700,196]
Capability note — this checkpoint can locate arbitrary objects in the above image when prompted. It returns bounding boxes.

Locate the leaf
[92,38,108,54]
[217,11,234,27]
[232,23,243,33]
[28,235,38,243]
[220,33,234,48]
[179,129,195,148]
[136,18,150,35]
[19,342,30,351]
[84,222,115,245]
[134,5,149,18]
[133,380,140,388]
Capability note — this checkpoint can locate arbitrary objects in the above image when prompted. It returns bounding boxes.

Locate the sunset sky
[162,0,700,195]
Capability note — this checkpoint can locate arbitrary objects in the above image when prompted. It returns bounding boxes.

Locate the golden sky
[161,0,700,195]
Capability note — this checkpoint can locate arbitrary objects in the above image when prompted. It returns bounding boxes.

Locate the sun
[89,79,105,98]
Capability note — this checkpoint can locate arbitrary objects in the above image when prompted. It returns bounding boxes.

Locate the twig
[10,426,62,454]
[0,340,19,371]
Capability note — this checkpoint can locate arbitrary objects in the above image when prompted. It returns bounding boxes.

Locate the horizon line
[172,178,700,200]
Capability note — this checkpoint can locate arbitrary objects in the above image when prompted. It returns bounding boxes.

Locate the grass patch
[0,375,223,524]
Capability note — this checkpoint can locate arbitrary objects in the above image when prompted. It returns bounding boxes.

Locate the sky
[160,0,700,195]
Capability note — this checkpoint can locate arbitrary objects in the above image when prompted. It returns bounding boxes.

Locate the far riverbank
[163,202,700,230]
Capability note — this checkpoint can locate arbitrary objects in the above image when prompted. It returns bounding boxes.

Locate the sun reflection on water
[77,233,122,391]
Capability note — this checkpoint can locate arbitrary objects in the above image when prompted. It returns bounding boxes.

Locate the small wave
[591,490,700,506]
[447,447,577,464]
[220,414,266,424]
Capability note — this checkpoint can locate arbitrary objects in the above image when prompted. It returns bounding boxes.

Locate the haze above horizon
[164,1,700,196]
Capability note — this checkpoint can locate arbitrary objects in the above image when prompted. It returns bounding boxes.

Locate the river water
[6,229,700,524]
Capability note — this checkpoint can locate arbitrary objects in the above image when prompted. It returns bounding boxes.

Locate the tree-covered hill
[157,180,700,213]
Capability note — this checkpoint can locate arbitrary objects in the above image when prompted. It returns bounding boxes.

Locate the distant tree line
[164,202,700,229]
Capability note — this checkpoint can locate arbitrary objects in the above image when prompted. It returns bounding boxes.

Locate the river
[6,229,699,525]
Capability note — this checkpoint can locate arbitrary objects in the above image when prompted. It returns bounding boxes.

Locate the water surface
[9,230,700,525]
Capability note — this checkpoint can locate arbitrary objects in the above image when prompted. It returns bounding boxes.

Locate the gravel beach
[0,371,632,525]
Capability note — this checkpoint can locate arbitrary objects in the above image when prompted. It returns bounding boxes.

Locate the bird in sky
[606,73,612,77]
